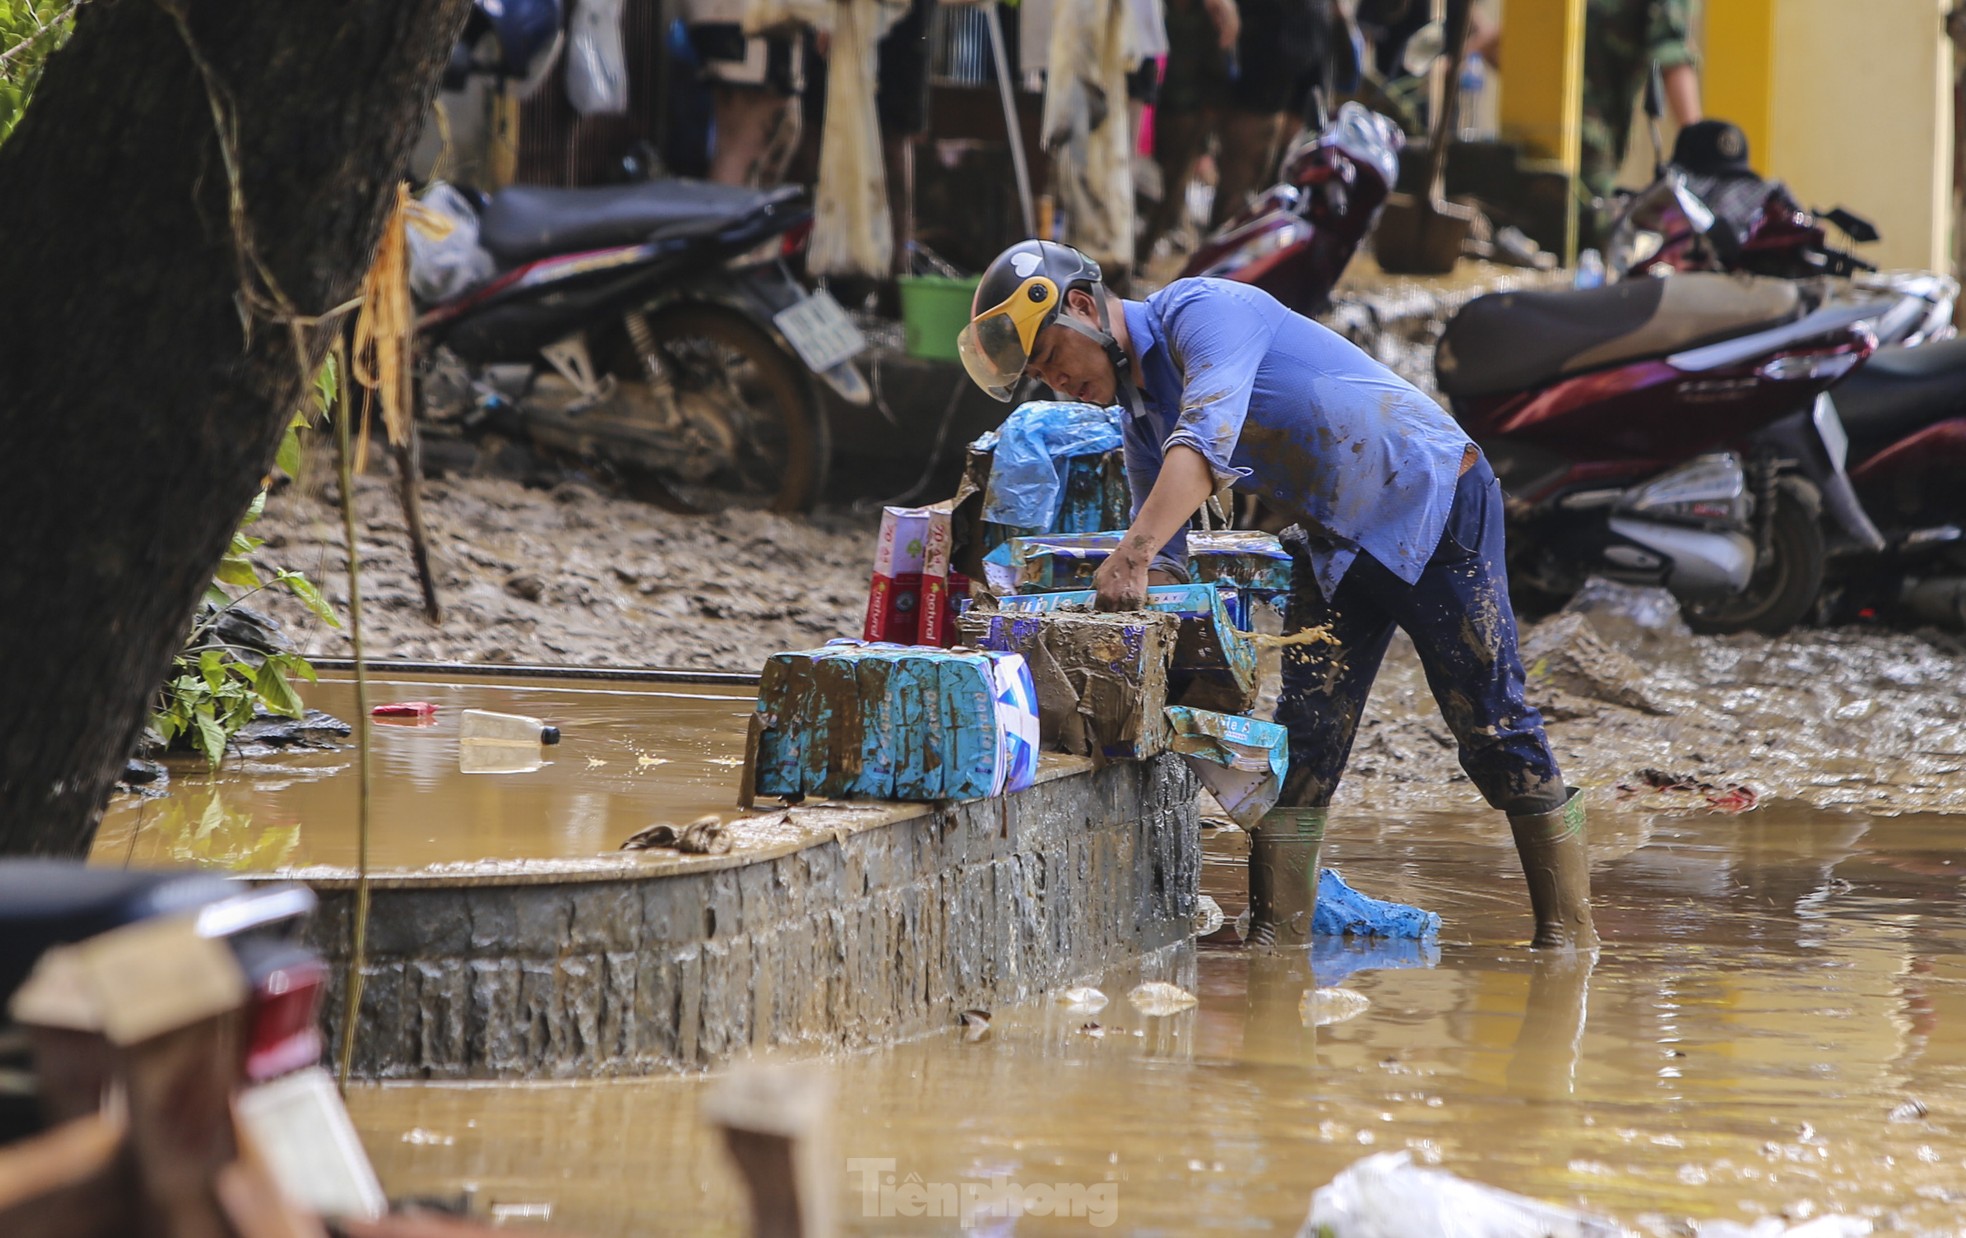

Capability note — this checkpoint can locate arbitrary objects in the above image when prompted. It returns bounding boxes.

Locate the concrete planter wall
[291,755,1199,1080]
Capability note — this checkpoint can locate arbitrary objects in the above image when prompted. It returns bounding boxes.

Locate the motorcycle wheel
[608,303,829,515]
[1680,478,1826,637]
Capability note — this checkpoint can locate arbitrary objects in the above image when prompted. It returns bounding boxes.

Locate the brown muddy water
[347,803,1966,1236]
[91,672,755,871]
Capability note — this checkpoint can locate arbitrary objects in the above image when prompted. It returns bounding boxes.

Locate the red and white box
[863,506,931,643]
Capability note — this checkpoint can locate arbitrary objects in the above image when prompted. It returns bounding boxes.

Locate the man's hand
[1093,548,1150,613]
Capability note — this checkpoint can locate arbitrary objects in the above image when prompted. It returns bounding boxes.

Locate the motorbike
[1437,271,1887,635]
[415,178,869,515]
[1175,101,1405,317]
[0,862,325,1144]
[1811,335,1966,627]
[1605,168,1957,351]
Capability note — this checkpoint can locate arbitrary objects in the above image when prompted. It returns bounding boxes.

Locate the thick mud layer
[349,805,1966,1236]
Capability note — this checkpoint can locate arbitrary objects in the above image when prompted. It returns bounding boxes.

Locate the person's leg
[708,83,787,186]
[1140,107,1210,257]
[1370,455,1597,949]
[1210,109,1287,229]
[1253,530,1398,947]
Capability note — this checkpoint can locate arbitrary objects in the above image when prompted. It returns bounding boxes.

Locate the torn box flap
[1165,706,1289,829]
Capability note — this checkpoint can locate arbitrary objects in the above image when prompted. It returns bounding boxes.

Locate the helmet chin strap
[1056,292,1146,418]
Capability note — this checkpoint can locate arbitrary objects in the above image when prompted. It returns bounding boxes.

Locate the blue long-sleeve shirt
[1119,278,1473,601]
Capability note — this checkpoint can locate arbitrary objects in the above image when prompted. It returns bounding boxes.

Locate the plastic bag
[405,182,496,304]
[1301,1153,1630,1238]
[566,0,628,116]
[980,402,1124,530]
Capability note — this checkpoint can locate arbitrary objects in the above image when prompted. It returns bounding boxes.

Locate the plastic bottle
[1574,248,1606,289]
[459,709,561,745]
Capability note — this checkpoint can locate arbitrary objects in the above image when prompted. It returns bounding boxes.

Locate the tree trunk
[0,0,471,855]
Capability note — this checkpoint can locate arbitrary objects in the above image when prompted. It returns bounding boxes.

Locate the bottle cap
[540,725,561,746]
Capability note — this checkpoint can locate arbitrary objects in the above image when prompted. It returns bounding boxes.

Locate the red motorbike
[1437,272,1886,635]
[1175,101,1404,316]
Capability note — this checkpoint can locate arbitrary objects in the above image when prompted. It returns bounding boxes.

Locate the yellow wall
[1756,0,1953,273]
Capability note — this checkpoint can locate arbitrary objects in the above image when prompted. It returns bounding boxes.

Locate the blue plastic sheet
[980,402,1124,530]
[1313,868,1441,940]
[1311,936,1441,988]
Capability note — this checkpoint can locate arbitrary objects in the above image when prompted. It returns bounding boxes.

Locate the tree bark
[0,0,471,855]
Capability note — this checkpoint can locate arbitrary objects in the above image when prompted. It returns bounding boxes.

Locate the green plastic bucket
[898,274,983,361]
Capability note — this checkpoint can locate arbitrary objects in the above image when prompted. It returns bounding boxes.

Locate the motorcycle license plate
[774,289,866,374]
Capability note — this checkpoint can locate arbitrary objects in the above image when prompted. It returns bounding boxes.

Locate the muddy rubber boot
[1246,807,1326,949]
[1507,787,1600,951]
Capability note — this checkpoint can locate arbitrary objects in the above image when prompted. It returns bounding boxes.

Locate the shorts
[690,24,804,97]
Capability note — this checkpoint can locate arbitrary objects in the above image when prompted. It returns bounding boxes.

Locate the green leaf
[265,652,319,685]
[215,556,261,590]
[198,649,226,693]
[275,426,303,478]
[254,660,304,719]
[313,356,338,415]
[230,530,262,556]
[193,709,228,767]
[243,491,267,525]
[205,585,232,608]
[276,571,340,628]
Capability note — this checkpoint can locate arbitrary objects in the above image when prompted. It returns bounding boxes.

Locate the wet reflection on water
[91,674,754,870]
[348,805,1966,1235]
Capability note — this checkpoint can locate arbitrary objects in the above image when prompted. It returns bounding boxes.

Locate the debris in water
[1890,1098,1930,1122]
[400,1127,454,1147]
[371,700,439,723]
[1053,985,1109,1013]
[489,1202,554,1222]
[1617,768,1760,814]
[1301,987,1372,1027]
[1304,1150,1625,1236]
[636,753,670,770]
[1079,1022,1106,1038]
[1314,869,1440,940]
[1128,982,1198,1016]
[959,1009,992,1042]
[621,814,731,855]
[706,755,746,768]
[586,756,608,769]
[1193,894,1226,938]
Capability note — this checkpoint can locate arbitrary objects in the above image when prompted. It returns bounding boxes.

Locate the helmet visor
[957,307,1034,402]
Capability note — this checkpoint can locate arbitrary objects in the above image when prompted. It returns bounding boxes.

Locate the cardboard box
[750,644,1038,802]
[986,584,1259,714]
[957,608,1178,762]
[1165,706,1289,828]
[862,507,931,643]
[1009,530,1293,628]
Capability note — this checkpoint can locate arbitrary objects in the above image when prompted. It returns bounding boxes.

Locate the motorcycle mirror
[1671,174,1717,236]
[1823,207,1881,244]
[1400,20,1446,77]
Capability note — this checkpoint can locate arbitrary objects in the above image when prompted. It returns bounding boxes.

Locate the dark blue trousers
[1274,455,1565,814]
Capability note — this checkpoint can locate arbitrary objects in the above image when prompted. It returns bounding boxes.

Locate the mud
[247,475,879,671]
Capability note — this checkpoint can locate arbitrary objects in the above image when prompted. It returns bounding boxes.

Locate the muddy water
[350,803,1966,1235]
[91,674,754,871]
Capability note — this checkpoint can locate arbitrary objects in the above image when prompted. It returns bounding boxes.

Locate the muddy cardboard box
[956,608,1177,763]
[750,645,1036,803]
[984,584,1258,714]
[1164,706,1288,828]
[1009,531,1293,628]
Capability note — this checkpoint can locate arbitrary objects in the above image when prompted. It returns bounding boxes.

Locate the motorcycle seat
[1829,335,1966,457]
[0,861,237,1010]
[1437,273,1802,398]
[478,180,803,266]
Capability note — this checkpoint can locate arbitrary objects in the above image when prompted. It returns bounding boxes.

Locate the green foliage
[145,789,301,872]
[0,0,79,147]
[154,358,341,768]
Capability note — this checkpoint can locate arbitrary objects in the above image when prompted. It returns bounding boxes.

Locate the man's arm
[1093,444,1215,610]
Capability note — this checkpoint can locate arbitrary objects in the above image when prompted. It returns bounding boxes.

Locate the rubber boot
[1507,787,1600,950]
[1246,807,1326,949]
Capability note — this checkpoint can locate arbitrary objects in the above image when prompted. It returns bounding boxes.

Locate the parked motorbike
[1175,101,1404,316]
[0,862,324,1144]
[415,177,869,515]
[1437,272,1886,635]
[1811,336,1966,626]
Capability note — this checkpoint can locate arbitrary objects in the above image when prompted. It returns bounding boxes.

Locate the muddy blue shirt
[1120,278,1473,600]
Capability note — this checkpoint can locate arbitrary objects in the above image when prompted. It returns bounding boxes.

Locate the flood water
[91,673,754,871]
[348,803,1966,1235]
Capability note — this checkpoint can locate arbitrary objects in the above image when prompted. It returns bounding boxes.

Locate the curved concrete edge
[306,755,1202,1080]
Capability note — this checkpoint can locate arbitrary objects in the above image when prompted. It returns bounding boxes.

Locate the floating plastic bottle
[459,709,560,774]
